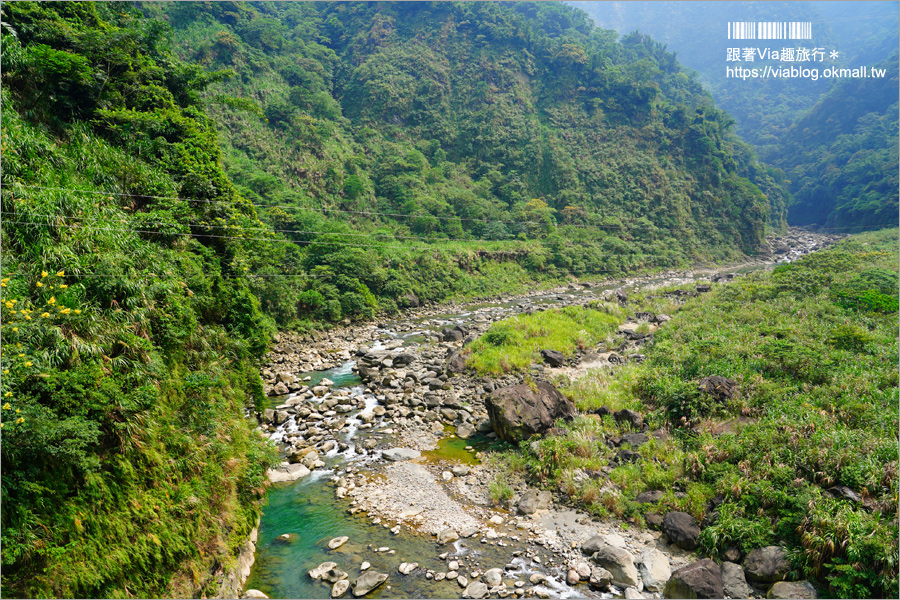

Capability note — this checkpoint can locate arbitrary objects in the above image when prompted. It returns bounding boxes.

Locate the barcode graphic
[728,22,812,40]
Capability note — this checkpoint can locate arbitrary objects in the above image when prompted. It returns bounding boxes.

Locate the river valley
[239,229,842,600]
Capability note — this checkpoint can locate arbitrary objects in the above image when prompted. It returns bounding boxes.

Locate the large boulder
[614,409,644,430]
[456,423,475,439]
[638,548,671,592]
[720,561,753,599]
[267,462,311,483]
[663,511,701,550]
[663,559,724,599]
[309,562,338,580]
[382,448,420,461]
[590,544,640,588]
[743,546,790,584]
[485,381,577,443]
[540,349,566,367]
[461,581,489,599]
[446,351,468,374]
[331,580,350,598]
[517,489,552,515]
[437,528,459,545]
[351,571,388,597]
[768,581,817,599]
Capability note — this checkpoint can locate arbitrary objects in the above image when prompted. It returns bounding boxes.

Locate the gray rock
[614,409,644,430]
[437,528,460,545]
[482,568,503,586]
[327,536,349,550]
[664,559,724,599]
[310,561,338,580]
[322,568,349,584]
[461,581,490,599]
[382,448,421,461]
[446,351,467,373]
[721,561,753,599]
[743,546,790,584]
[398,562,418,575]
[540,349,566,367]
[331,579,350,598]
[566,569,580,585]
[635,490,665,504]
[638,548,671,592]
[663,511,701,550]
[517,489,552,515]
[581,535,606,555]
[698,376,738,405]
[485,381,577,443]
[351,571,388,597]
[624,588,644,599]
[588,566,613,590]
[456,422,475,439]
[826,485,862,503]
[267,462,311,483]
[768,581,818,599]
[242,590,269,599]
[591,544,640,588]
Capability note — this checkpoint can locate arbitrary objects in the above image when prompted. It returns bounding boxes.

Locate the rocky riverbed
[239,229,840,600]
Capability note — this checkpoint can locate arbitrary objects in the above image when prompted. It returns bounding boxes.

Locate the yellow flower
[41,312,50,318]
[2,403,9,409]
[56,270,64,277]
[16,417,23,424]
[36,282,43,288]
[74,310,81,314]
[4,302,12,308]
[1,423,4,429]
[47,297,56,305]
[15,408,19,414]
[24,362,32,367]
[59,285,68,290]
[17,354,24,358]
[12,328,17,332]
[25,316,31,321]
[4,392,11,398]
[2,370,8,374]
[60,308,71,315]
[41,270,48,278]
[8,310,15,315]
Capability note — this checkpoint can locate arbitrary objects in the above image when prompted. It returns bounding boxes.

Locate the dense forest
[572,1,899,231]
[0,1,886,598]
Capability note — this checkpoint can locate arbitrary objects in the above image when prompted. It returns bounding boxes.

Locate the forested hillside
[570,1,900,231]
[0,3,277,597]
[146,0,788,281]
[1,1,796,597]
[776,57,899,230]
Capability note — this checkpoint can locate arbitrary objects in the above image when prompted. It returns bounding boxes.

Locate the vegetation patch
[467,304,624,375]
[488,229,899,598]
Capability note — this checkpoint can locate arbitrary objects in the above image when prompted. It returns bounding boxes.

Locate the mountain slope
[570,1,899,231]
[149,1,787,267]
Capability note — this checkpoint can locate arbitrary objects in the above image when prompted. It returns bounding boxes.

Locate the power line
[3,183,627,229]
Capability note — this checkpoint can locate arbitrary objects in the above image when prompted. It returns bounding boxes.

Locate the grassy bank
[476,229,899,598]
